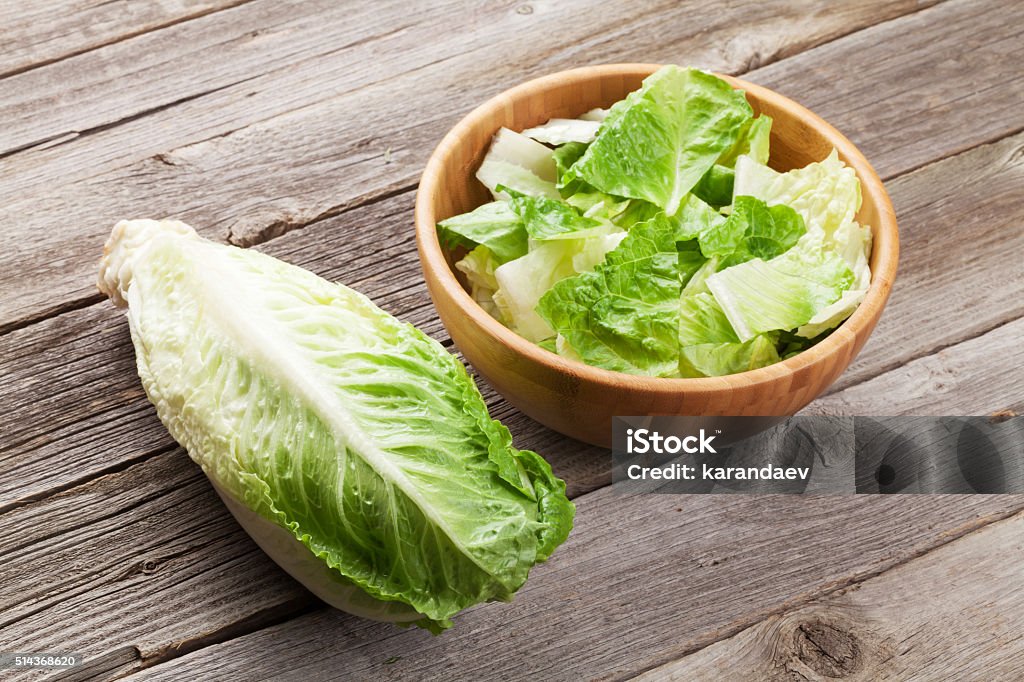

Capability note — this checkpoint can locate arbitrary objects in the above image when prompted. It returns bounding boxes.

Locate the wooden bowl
[415,64,898,448]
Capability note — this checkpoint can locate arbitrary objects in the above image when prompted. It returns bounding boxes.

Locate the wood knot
[793,620,862,677]
[141,559,160,575]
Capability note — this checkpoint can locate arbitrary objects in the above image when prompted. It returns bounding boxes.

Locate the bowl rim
[415,63,899,394]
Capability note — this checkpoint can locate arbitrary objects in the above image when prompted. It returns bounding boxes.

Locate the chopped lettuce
[698,196,806,268]
[707,247,854,342]
[476,128,559,199]
[437,65,872,378]
[504,188,604,240]
[494,232,626,342]
[677,292,780,377]
[536,215,696,377]
[455,245,503,320]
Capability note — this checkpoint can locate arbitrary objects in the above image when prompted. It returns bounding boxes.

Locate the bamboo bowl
[415,64,898,448]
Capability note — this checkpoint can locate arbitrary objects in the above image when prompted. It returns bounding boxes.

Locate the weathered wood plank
[118,494,1024,682]
[0,0,928,198]
[0,0,965,331]
[1,124,1011,510]
[638,512,1024,681]
[0,0,438,156]
[749,0,1024,178]
[0,0,248,79]
[807,315,1024,416]
[826,130,1024,393]
[0,191,606,509]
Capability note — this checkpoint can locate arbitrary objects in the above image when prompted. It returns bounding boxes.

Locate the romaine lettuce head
[97,220,574,633]
[564,65,753,216]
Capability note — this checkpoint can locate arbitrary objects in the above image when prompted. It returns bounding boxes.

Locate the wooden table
[2,1,1023,679]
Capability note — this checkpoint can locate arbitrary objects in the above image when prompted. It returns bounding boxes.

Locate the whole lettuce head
[98,220,574,633]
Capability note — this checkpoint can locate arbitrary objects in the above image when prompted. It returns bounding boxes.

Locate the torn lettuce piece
[578,107,610,122]
[537,215,699,377]
[707,247,854,342]
[476,128,559,200]
[566,192,631,222]
[523,118,601,145]
[693,116,772,208]
[674,193,727,241]
[503,187,604,240]
[438,201,527,264]
[720,115,772,168]
[698,196,806,268]
[734,149,861,240]
[455,245,503,321]
[796,219,872,337]
[564,66,753,216]
[677,292,780,377]
[494,231,626,342]
[552,141,592,196]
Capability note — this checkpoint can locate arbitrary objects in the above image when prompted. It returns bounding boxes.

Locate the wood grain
[0,0,930,198]
[0,0,964,332]
[0,0,249,79]
[120,493,1024,682]
[749,0,1024,178]
[639,512,1024,681]
[0,451,314,682]
[807,315,1024,417]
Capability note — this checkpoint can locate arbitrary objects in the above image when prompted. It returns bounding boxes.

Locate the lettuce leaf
[523,118,600,145]
[564,66,752,215]
[677,292,780,377]
[698,195,806,267]
[494,232,626,342]
[707,247,854,342]
[505,188,603,240]
[476,127,559,199]
[455,245,503,321]
[438,201,527,263]
[536,215,701,376]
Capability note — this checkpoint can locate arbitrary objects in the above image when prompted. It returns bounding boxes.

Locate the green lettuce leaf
[698,195,806,268]
[536,215,701,376]
[455,245,503,321]
[98,220,574,633]
[494,231,627,342]
[734,149,860,239]
[438,201,527,263]
[564,66,753,215]
[504,188,603,240]
[706,246,854,342]
[677,292,780,377]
